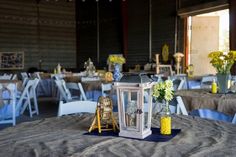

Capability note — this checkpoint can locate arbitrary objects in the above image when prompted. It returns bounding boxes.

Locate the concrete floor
[0,97,59,130]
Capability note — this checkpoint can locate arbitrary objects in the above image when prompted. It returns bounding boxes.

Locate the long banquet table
[0,113,236,156]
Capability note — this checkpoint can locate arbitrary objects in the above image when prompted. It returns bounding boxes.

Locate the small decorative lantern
[114,73,154,139]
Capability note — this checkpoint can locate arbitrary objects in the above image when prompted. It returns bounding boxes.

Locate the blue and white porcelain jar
[113,64,121,81]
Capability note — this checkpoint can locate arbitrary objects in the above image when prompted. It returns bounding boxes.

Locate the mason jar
[160,101,171,135]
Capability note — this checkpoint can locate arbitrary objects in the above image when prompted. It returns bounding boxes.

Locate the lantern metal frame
[114,81,154,139]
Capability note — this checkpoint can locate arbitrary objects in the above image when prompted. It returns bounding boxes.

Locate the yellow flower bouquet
[152,80,174,102]
[153,80,174,135]
[107,55,126,65]
[208,50,236,74]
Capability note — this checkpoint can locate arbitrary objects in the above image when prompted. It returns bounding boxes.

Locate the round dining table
[0,113,236,156]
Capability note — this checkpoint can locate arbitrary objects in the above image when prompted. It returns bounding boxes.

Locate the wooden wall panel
[152,0,177,64]
[0,0,76,72]
[99,0,122,69]
[77,1,97,71]
[127,0,149,68]
[179,0,220,8]
[77,0,122,70]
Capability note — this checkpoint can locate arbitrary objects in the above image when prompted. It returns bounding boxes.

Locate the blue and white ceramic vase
[113,64,121,81]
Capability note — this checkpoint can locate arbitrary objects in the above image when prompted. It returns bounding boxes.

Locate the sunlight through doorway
[187,9,229,76]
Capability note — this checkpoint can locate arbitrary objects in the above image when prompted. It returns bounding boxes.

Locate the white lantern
[114,74,154,139]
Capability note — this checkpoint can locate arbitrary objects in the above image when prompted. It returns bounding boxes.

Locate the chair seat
[190,109,234,123]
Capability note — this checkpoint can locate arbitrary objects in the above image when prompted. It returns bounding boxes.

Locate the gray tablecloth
[0,114,236,157]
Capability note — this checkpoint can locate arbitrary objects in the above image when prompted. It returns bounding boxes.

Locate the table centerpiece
[107,55,126,81]
[152,80,174,135]
[208,50,236,93]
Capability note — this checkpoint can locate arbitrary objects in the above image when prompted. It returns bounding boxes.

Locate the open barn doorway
[187,9,229,76]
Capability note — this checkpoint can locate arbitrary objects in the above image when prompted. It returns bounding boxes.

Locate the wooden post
[155,54,160,74]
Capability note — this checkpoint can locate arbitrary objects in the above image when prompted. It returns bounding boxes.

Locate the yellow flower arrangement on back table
[107,55,126,81]
[208,50,236,74]
[208,50,236,93]
[152,80,174,135]
[107,55,126,65]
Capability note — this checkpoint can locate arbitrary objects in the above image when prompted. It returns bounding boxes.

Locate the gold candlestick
[155,54,160,74]
[173,52,184,75]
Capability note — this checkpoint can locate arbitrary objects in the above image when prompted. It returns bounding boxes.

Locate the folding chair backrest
[55,79,72,102]
[201,75,216,89]
[21,72,29,87]
[190,109,236,124]
[58,100,97,116]
[16,79,37,111]
[176,96,188,115]
[0,74,12,80]
[78,83,87,100]
[101,83,112,96]
[151,74,164,82]
[21,72,28,79]
[30,79,40,98]
[11,74,17,80]
[65,82,87,101]
[232,113,236,124]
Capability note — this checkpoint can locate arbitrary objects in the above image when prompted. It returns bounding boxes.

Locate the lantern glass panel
[143,88,151,129]
[121,90,139,129]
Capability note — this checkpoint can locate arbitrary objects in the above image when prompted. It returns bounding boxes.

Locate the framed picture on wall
[0,52,24,70]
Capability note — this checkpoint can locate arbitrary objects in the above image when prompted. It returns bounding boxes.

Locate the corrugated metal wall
[0,0,76,72]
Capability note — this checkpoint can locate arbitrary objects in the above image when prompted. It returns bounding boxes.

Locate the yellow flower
[208,50,236,74]
[107,55,126,65]
[152,80,174,102]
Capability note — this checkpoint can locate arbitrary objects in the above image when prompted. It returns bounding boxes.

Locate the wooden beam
[230,0,236,74]
[121,0,128,59]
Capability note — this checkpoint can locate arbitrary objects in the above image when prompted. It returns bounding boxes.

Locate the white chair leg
[232,113,236,124]
[12,99,16,126]
[27,93,33,118]
[176,96,188,115]
[78,83,87,101]
[20,100,28,115]
[33,90,39,115]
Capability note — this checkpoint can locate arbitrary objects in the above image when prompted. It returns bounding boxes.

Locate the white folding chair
[55,79,80,102]
[0,74,12,80]
[169,75,186,91]
[101,83,112,96]
[189,109,236,124]
[0,83,17,126]
[232,114,236,124]
[11,74,17,80]
[18,78,40,117]
[58,100,97,117]
[78,83,87,100]
[21,72,29,87]
[200,75,216,89]
[34,72,51,96]
[65,82,87,101]
[176,96,188,115]
[151,74,164,82]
